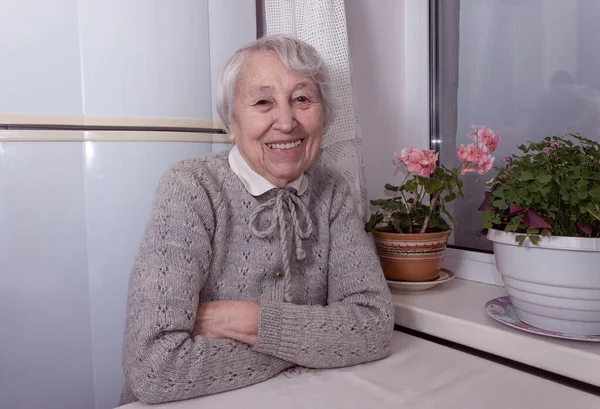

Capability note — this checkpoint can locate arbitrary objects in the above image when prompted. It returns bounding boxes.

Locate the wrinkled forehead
[236,51,319,97]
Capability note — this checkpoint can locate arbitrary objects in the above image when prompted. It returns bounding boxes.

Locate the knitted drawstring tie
[248,188,313,302]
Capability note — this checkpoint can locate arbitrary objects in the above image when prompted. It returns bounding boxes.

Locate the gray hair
[216,35,333,132]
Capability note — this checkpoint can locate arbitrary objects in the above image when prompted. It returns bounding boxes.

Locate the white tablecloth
[119,331,598,409]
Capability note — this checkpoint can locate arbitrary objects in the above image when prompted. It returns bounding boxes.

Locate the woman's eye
[295,96,310,103]
[254,99,270,106]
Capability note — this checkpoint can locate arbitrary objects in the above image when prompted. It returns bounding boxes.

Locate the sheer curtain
[439,0,600,250]
[263,0,367,217]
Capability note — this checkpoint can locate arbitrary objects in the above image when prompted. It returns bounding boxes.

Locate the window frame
[404,0,501,285]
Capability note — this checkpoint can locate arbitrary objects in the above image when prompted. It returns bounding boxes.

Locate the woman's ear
[227,121,238,142]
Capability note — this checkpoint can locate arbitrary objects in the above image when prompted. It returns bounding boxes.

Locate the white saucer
[386,268,455,292]
[485,297,600,342]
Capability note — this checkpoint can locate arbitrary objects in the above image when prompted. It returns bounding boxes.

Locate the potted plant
[365,125,499,282]
[480,134,600,336]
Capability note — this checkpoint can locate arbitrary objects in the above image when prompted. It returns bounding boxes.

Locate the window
[431,0,600,252]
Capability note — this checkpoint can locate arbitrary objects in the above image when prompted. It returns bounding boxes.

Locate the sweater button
[273,270,283,279]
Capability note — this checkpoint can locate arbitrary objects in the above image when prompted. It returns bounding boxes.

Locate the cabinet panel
[78,0,212,119]
[0,141,94,409]
[0,0,83,114]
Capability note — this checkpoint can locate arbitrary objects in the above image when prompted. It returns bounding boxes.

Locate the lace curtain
[264,0,367,218]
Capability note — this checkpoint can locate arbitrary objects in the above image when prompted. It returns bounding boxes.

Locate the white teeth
[268,140,302,150]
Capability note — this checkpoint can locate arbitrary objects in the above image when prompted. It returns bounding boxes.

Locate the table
[118,331,598,409]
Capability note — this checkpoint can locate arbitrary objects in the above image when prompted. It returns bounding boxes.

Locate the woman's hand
[192,300,259,345]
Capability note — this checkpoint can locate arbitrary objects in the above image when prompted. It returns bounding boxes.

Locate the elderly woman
[120,35,394,405]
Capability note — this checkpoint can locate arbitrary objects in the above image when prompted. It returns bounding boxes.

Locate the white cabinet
[0,0,83,114]
[0,0,257,122]
[0,140,230,409]
[0,142,94,409]
[0,1,254,408]
[78,0,213,118]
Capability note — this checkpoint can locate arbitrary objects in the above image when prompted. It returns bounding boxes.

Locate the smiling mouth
[266,140,303,150]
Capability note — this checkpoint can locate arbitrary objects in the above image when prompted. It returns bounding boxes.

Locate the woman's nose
[272,103,297,133]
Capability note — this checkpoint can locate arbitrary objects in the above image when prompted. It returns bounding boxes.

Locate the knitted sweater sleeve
[122,164,292,404]
[253,174,395,368]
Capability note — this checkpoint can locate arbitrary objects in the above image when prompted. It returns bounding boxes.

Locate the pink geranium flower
[457,143,481,162]
[468,125,500,153]
[395,147,438,177]
[542,140,559,154]
[477,153,495,175]
[458,140,496,175]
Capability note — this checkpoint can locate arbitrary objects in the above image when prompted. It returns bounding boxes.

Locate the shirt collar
[228,144,308,197]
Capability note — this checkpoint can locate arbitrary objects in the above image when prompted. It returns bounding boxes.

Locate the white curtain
[264,0,367,217]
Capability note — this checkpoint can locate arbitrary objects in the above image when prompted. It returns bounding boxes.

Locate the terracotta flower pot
[371,228,452,282]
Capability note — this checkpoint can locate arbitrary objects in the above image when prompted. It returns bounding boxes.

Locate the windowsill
[391,278,600,387]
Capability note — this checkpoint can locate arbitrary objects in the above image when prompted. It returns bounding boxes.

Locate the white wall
[0,1,251,408]
[345,0,429,203]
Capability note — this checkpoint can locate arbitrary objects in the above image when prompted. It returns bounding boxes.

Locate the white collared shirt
[228,144,308,196]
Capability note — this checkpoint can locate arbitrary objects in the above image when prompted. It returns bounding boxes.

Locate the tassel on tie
[248,188,314,302]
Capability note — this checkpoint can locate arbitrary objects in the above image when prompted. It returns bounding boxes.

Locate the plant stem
[408,185,423,233]
[420,190,442,233]
[393,172,411,233]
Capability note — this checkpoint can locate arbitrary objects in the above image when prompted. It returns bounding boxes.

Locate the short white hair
[216,35,333,132]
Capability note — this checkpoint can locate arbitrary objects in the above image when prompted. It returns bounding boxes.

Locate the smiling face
[229,51,324,188]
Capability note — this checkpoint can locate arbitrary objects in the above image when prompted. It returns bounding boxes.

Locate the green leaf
[569,167,581,179]
[587,172,600,181]
[483,221,493,229]
[516,235,527,245]
[384,183,401,192]
[519,171,535,181]
[390,213,412,232]
[530,235,540,245]
[444,193,457,203]
[423,178,444,194]
[536,174,552,185]
[590,185,600,202]
[370,199,401,211]
[571,195,580,205]
[405,180,418,193]
[587,203,600,221]
[364,212,384,232]
[493,199,507,209]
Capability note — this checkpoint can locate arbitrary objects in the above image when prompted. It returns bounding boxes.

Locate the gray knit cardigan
[120,151,394,404]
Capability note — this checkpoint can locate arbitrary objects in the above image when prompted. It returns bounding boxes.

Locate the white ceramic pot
[487,229,600,336]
